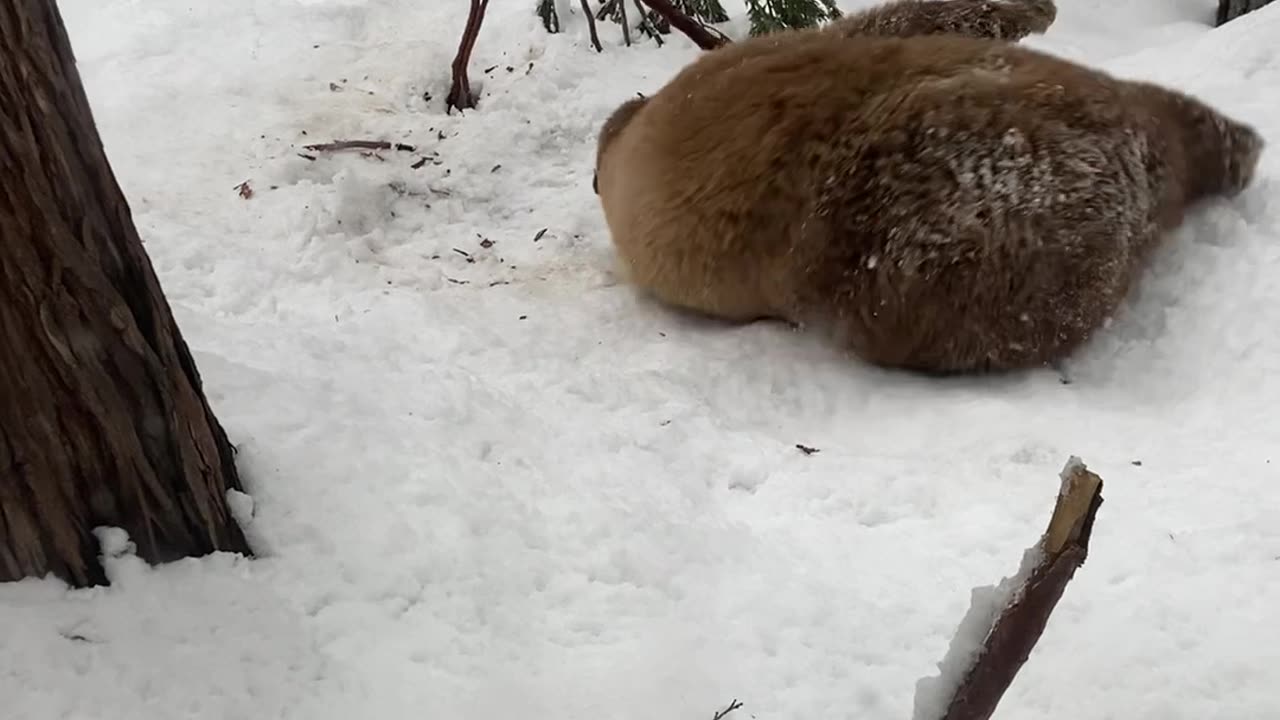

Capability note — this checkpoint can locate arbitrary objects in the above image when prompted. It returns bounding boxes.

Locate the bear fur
[592,0,1264,373]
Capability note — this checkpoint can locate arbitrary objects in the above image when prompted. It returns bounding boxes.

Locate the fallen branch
[302,140,417,153]
[636,0,729,49]
[711,699,743,720]
[913,456,1105,720]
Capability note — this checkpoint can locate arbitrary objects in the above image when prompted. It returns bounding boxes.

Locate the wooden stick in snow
[447,0,490,112]
[914,457,1105,720]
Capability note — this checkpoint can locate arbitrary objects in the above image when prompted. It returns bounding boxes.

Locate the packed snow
[4,1,1280,718]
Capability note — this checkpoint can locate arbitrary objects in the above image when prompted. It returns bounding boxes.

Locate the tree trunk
[0,0,253,587]
[1217,0,1275,24]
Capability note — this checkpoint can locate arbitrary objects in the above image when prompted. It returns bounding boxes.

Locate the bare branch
[711,699,743,720]
[636,0,729,49]
[581,0,605,51]
[619,0,632,46]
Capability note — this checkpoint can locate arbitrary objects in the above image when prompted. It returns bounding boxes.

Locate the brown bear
[592,0,1264,373]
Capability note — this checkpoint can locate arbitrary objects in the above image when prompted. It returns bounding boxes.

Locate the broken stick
[302,139,417,153]
[913,456,1105,720]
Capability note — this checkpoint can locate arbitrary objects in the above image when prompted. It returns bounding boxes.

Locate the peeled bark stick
[636,0,729,49]
[913,457,1105,720]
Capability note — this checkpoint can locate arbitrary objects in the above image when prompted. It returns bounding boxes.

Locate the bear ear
[636,92,646,99]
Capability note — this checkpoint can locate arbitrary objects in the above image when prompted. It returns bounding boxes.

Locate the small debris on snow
[795,444,820,455]
[712,699,744,720]
[302,139,417,153]
[235,180,253,199]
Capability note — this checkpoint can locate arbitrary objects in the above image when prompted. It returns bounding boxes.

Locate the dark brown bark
[1217,0,1275,25]
[922,458,1104,720]
[0,0,252,587]
[447,0,490,112]
[637,0,729,49]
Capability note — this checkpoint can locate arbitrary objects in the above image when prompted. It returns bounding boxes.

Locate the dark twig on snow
[581,0,605,52]
[634,0,666,45]
[447,0,491,112]
[636,0,729,49]
[538,0,561,32]
[303,140,417,153]
[711,699,743,720]
[598,0,635,46]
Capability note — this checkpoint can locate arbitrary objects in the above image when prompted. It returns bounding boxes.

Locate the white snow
[4,1,1280,719]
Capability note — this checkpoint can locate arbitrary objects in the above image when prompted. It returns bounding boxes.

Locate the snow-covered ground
[4,0,1280,717]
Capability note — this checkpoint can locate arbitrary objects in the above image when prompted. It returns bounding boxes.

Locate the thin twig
[619,0,632,46]
[302,140,417,153]
[712,699,743,720]
[581,0,604,51]
[634,0,665,45]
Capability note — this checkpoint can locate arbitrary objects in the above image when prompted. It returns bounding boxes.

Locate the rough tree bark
[0,0,253,587]
[1217,0,1275,25]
